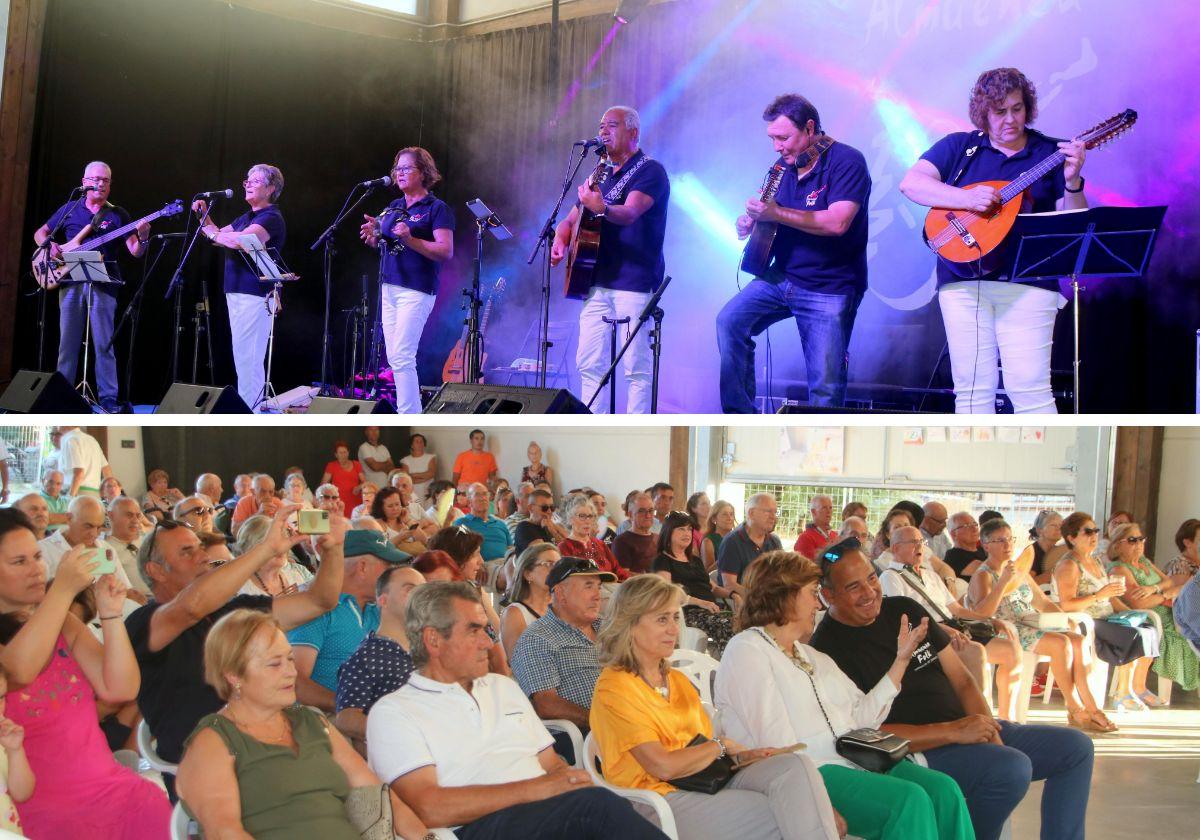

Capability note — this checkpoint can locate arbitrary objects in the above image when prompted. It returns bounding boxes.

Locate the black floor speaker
[0,370,92,414]
[307,396,396,414]
[156,383,251,414]
[424,384,591,414]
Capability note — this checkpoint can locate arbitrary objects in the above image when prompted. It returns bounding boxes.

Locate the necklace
[639,665,670,699]
[754,627,815,675]
[225,705,290,745]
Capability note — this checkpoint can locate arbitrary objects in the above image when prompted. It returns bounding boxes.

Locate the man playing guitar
[899,67,1087,414]
[717,94,871,413]
[551,106,670,414]
[33,161,150,413]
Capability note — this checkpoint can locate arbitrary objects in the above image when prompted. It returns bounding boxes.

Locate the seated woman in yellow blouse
[589,575,844,840]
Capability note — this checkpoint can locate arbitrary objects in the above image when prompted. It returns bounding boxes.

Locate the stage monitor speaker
[307,396,396,415]
[0,370,91,414]
[424,384,591,414]
[155,383,251,414]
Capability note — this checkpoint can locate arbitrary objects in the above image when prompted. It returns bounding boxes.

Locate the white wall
[0,0,8,106]
[103,426,147,498]
[457,0,575,22]
[1157,427,1200,558]
[411,425,670,517]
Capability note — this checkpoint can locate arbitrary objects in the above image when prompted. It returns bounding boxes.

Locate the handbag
[345,784,394,840]
[835,728,911,773]
[946,617,997,643]
[667,733,735,794]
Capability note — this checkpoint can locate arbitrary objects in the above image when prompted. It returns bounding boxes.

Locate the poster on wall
[778,427,845,475]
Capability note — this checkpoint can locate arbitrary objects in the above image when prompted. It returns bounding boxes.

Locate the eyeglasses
[634,507,654,515]
[392,165,418,174]
[532,560,557,570]
[534,504,555,512]
[243,178,268,188]
[950,521,979,531]
[317,494,338,501]
[1081,527,1101,536]
[822,537,861,564]
[574,513,597,520]
[84,176,111,184]
[985,537,1014,546]
[1123,535,1146,544]
[894,538,928,547]
[180,506,214,518]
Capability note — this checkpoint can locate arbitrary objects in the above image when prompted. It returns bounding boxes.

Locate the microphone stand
[34,187,90,370]
[585,275,672,413]
[165,195,219,383]
[311,182,384,397]
[527,143,592,387]
[108,235,178,407]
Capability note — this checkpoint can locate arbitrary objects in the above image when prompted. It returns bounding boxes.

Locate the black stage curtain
[17,0,435,404]
[141,425,410,497]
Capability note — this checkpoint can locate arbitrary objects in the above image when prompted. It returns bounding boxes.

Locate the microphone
[196,189,234,199]
[153,232,187,240]
[358,175,392,188]
[574,137,605,149]
[72,185,101,194]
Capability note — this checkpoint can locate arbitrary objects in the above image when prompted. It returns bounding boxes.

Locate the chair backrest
[950,577,969,600]
[678,626,708,652]
[170,801,194,840]
[670,649,719,706]
[137,719,179,775]
[583,731,606,785]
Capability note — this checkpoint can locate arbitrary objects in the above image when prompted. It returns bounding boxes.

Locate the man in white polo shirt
[367,581,666,839]
[58,426,112,498]
[880,525,1021,717]
[38,495,144,602]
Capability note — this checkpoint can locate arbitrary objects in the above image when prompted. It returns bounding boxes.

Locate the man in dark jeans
[809,541,1093,840]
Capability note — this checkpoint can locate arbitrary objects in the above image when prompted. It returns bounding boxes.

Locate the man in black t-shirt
[717,94,871,412]
[33,161,151,412]
[193,163,287,410]
[124,504,347,798]
[809,545,1093,840]
[514,488,569,556]
[552,106,670,414]
[943,512,988,579]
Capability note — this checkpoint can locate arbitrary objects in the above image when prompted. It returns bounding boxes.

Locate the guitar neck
[73,209,164,251]
[999,150,1066,204]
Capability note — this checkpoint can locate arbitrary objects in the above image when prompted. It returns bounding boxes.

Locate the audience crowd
[0,424,1196,840]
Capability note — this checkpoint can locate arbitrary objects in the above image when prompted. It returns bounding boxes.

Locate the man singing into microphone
[359,147,455,414]
[33,161,151,413]
[551,106,670,414]
[192,164,286,410]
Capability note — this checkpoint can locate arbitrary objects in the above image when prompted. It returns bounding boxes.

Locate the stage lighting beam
[614,0,652,25]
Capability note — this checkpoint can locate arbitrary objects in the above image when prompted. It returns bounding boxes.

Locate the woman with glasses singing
[359,148,456,413]
[966,518,1117,732]
[192,164,287,410]
[1053,513,1163,710]
[1106,520,1199,698]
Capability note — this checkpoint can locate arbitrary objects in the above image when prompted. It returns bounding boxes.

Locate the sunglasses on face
[534,504,555,512]
[822,537,861,564]
[1081,527,1101,536]
[1123,536,1146,544]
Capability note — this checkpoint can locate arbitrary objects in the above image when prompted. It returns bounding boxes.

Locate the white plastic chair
[137,719,179,775]
[669,649,719,706]
[544,718,585,768]
[1038,612,1109,710]
[678,626,708,653]
[582,732,679,839]
[170,801,196,840]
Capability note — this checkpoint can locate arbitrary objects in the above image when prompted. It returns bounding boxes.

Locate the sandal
[1067,708,1118,733]
[1114,693,1147,712]
[1136,690,1167,708]
[1089,710,1119,732]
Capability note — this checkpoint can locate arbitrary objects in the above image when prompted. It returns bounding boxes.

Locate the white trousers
[938,281,1063,414]
[226,292,273,410]
[576,286,653,414]
[381,284,436,414]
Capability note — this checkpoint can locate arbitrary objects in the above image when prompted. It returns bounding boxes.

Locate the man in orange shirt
[452,429,498,488]
[231,473,280,536]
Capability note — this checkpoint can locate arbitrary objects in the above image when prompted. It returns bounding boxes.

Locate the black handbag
[835,728,911,773]
[667,733,735,794]
[946,617,998,643]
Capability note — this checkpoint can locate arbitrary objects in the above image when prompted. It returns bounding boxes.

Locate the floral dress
[0,749,22,835]
[978,568,1046,651]
[1114,558,1200,690]
[6,635,172,838]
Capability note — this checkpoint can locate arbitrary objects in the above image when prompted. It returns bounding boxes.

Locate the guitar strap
[948,131,986,187]
[603,152,653,204]
[795,135,836,181]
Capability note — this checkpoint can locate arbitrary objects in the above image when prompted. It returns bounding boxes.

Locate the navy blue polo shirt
[920,129,1066,289]
[43,200,132,290]
[769,141,871,296]
[224,204,286,297]
[594,150,670,294]
[377,194,456,295]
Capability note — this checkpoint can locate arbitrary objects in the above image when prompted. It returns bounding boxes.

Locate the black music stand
[239,237,299,412]
[60,251,122,409]
[1002,205,1166,413]
[465,199,512,384]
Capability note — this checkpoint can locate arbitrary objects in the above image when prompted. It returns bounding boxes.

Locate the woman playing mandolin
[359,147,455,414]
[900,67,1088,414]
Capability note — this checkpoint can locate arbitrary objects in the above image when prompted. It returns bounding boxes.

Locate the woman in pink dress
[0,508,171,839]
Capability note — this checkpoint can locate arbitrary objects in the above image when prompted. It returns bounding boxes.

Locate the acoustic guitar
[442,277,506,383]
[32,200,184,290]
[923,109,1137,278]
[563,154,611,300]
[740,135,835,277]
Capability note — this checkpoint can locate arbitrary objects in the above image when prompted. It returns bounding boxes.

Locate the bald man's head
[66,495,106,547]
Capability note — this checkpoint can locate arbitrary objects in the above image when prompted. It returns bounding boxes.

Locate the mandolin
[442,277,506,383]
[923,109,1137,278]
[563,153,611,300]
[32,200,184,289]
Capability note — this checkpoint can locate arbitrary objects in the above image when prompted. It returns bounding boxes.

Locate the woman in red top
[557,496,629,581]
[320,440,364,509]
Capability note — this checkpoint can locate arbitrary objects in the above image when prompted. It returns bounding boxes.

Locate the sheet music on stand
[237,235,298,284]
[60,251,123,288]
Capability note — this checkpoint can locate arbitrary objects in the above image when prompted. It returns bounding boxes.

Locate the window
[339,0,420,15]
[738,481,1073,548]
[1,426,54,500]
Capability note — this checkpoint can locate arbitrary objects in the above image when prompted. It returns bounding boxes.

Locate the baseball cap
[546,556,617,589]
[343,530,412,564]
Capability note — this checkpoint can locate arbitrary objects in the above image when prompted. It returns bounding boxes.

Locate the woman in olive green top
[176,609,429,839]
[700,500,737,573]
